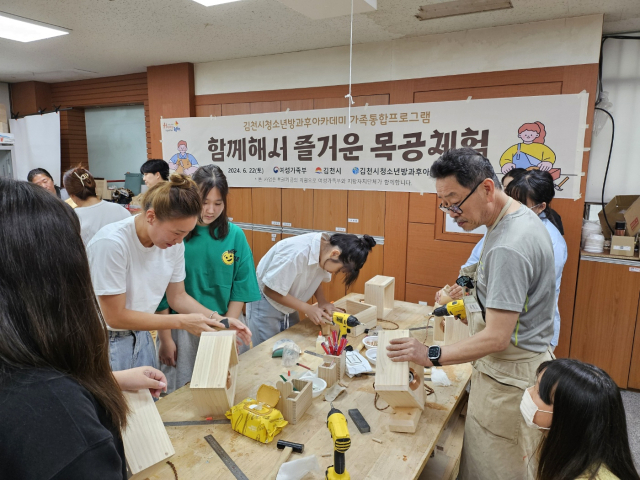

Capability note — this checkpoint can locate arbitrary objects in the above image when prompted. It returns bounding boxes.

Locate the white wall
[586,35,640,203]
[195,15,603,96]
[85,106,147,183]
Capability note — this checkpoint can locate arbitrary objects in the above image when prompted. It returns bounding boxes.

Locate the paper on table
[276,454,321,480]
[345,351,372,377]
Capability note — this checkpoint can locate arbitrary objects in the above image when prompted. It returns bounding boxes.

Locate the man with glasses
[387,148,555,480]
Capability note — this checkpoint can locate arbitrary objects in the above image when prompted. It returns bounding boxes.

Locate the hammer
[267,440,304,480]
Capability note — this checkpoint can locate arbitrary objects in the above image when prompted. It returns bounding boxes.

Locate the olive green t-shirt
[157,222,260,313]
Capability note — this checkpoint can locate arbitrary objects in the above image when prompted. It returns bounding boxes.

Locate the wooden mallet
[267,440,305,480]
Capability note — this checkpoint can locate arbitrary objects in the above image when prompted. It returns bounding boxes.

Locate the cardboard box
[599,195,640,239]
[610,236,636,257]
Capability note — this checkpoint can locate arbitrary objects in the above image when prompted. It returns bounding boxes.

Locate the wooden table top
[134,293,472,480]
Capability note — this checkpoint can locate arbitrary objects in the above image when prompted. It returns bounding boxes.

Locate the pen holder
[318,352,346,387]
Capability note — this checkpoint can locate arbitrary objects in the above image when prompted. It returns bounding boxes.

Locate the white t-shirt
[75,200,131,246]
[86,216,186,331]
[256,232,331,314]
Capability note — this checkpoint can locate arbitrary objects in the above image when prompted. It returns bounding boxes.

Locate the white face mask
[520,387,553,430]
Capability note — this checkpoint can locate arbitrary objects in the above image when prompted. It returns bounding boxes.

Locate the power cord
[594,107,615,234]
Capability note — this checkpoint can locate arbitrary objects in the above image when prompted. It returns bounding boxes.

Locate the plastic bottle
[315,331,326,354]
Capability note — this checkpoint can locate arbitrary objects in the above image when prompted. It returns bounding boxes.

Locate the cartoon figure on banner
[499,121,568,190]
[169,140,199,176]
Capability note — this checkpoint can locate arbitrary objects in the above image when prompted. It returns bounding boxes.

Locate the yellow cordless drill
[326,406,351,480]
[432,299,467,321]
[332,312,361,343]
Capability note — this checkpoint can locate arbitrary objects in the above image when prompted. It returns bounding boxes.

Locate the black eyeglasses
[439,181,482,215]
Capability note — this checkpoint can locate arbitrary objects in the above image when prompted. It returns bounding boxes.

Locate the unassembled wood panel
[252,231,281,268]
[313,189,347,233]
[252,188,282,227]
[122,389,174,475]
[191,331,239,416]
[227,188,252,224]
[375,330,424,409]
[282,188,314,229]
[347,191,385,237]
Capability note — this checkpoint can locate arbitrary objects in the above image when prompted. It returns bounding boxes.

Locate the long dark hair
[505,170,564,235]
[501,167,526,187]
[328,234,376,288]
[536,359,639,480]
[186,165,229,242]
[0,178,129,431]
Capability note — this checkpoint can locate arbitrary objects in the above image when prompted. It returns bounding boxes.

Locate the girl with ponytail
[247,232,377,346]
[63,167,130,245]
[86,173,251,371]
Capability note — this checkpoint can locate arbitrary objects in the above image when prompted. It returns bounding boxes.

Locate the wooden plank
[227,187,252,224]
[444,316,469,345]
[409,193,437,224]
[191,331,239,417]
[384,192,409,300]
[141,293,471,480]
[365,275,395,320]
[313,189,347,232]
[569,259,640,387]
[406,223,474,289]
[281,188,313,230]
[251,188,282,227]
[347,191,385,237]
[122,389,174,476]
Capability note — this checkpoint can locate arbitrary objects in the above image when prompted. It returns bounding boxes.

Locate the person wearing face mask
[155,166,260,393]
[247,232,376,346]
[444,170,567,351]
[86,174,251,371]
[522,358,639,480]
[387,148,556,480]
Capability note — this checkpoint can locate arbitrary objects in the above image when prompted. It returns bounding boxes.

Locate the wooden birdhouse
[375,330,425,433]
[365,275,395,320]
[122,389,174,476]
[190,331,239,417]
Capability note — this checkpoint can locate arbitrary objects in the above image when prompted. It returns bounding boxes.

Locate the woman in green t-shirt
[157,165,260,393]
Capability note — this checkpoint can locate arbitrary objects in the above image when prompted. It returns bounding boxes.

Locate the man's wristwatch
[428,345,442,367]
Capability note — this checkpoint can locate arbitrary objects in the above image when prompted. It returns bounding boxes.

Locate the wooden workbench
[135,294,471,480]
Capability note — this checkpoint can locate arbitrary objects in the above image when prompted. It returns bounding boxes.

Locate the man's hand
[227,318,252,345]
[448,284,464,300]
[304,304,333,326]
[501,163,516,174]
[538,161,553,172]
[158,337,177,367]
[114,367,168,399]
[387,337,432,366]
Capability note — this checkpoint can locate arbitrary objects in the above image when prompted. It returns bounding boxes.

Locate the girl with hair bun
[86,173,251,371]
[63,167,130,245]
[500,121,556,174]
[247,231,376,346]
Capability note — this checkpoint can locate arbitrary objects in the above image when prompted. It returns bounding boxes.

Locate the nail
[159,382,167,388]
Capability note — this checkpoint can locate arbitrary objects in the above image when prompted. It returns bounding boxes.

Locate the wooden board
[375,330,425,410]
[444,316,469,345]
[344,299,377,337]
[276,379,312,425]
[190,331,239,417]
[365,275,396,320]
[134,294,471,480]
[122,389,175,475]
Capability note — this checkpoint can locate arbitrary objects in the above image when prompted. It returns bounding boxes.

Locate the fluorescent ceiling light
[192,0,242,6]
[0,12,69,42]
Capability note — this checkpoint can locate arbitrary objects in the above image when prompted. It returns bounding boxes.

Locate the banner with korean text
[161,93,588,199]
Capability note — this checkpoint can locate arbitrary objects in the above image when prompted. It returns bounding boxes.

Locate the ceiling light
[192,0,242,6]
[416,0,512,21]
[0,12,69,42]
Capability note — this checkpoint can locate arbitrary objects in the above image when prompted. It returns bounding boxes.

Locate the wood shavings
[372,438,382,444]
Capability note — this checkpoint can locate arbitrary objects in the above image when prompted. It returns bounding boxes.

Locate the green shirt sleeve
[230,228,261,303]
[156,293,170,312]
